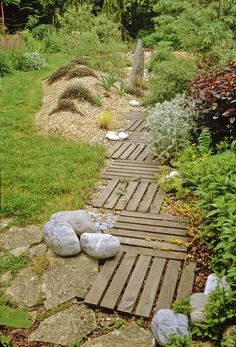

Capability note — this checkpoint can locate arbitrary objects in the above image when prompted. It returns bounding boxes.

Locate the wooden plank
[176,262,196,300]
[103,172,155,180]
[126,181,149,211]
[115,181,139,210]
[154,260,181,312]
[122,111,147,120]
[136,148,149,161]
[129,120,143,131]
[120,143,138,160]
[93,179,119,208]
[128,144,146,160]
[135,258,165,317]
[136,122,146,132]
[109,142,123,157]
[150,188,165,213]
[118,255,151,313]
[112,142,131,159]
[100,253,137,309]
[111,159,157,168]
[121,245,186,260]
[125,120,138,131]
[120,210,185,223]
[104,181,124,209]
[113,222,188,237]
[109,163,158,173]
[84,251,123,305]
[111,228,188,242]
[138,182,158,212]
[117,216,187,230]
[118,236,187,252]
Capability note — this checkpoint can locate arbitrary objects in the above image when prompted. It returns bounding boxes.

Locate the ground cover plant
[1,54,105,225]
[67,66,98,80]
[59,84,96,105]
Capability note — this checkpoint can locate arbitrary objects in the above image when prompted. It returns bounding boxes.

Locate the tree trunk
[0,1,5,36]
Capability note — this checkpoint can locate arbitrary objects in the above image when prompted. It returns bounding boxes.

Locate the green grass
[1,54,106,225]
[0,252,30,277]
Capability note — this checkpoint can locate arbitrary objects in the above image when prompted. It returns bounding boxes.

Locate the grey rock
[0,218,13,230]
[99,225,109,232]
[151,309,190,346]
[42,251,98,309]
[204,274,230,295]
[29,305,97,346]
[129,99,140,107]
[82,322,155,347]
[0,271,12,286]
[43,220,81,256]
[50,210,98,236]
[0,225,42,250]
[190,293,209,323]
[10,246,30,256]
[5,268,41,307]
[80,233,120,259]
[130,39,144,87]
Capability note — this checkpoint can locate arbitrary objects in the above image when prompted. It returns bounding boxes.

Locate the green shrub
[42,32,62,53]
[14,51,46,71]
[172,298,192,315]
[145,56,198,106]
[31,24,53,40]
[0,54,12,77]
[148,46,174,72]
[0,335,16,347]
[0,252,30,277]
[145,95,197,161]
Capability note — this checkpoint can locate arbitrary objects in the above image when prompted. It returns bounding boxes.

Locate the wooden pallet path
[86,111,195,318]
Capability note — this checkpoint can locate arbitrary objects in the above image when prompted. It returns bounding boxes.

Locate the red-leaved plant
[188,62,236,142]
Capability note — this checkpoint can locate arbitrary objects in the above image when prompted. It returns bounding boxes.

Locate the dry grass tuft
[47,59,87,85]
[97,111,112,129]
[59,83,95,105]
[67,66,98,80]
[50,98,83,115]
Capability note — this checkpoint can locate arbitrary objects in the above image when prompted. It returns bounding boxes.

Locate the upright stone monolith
[130,39,144,87]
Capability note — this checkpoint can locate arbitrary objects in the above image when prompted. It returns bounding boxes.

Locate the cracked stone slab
[29,244,48,258]
[82,322,155,347]
[42,250,98,309]
[29,304,97,346]
[5,268,41,307]
[0,225,42,250]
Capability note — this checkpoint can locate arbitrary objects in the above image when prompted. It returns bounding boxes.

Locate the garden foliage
[145,95,197,161]
[189,62,236,142]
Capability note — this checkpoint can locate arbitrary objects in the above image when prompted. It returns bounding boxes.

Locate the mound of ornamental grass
[60,84,95,105]
[50,98,83,115]
[67,66,98,80]
[47,59,87,85]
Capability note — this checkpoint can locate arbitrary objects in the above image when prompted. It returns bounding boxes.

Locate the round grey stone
[50,210,98,236]
[80,233,120,259]
[43,220,81,256]
[151,309,190,346]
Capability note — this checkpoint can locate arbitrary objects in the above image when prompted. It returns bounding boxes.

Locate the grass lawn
[1,54,106,225]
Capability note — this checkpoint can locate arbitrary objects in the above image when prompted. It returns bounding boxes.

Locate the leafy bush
[145,56,198,106]
[0,54,12,77]
[189,62,236,142]
[166,335,193,347]
[148,46,174,72]
[0,335,16,347]
[42,32,63,53]
[14,51,46,71]
[31,24,53,40]
[193,287,236,341]
[145,95,197,161]
[172,298,192,315]
[97,111,112,129]
[60,84,95,105]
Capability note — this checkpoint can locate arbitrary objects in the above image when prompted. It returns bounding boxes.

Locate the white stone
[50,210,98,236]
[43,220,81,256]
[166,170,179,179]
[151,309,190,346]
[204,274,230,295]
[106,131,119,141]
[190,293,209,323]
[129,99,140,107]
[118,132,129,140]
[80,233,120,259]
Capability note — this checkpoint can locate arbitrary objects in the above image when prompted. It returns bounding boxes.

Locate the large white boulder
[190,293,209,323]
[43,220,81,256]
[106,131,119,141]
[151,309,190,346]
[80,233,120,259]
[204,274,230,295]
[50,210,98,236]
[118,132,129,140]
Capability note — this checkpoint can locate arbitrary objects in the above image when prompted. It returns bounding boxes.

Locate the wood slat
[115,181,139,210]
[121,245,186,260]
[122,111,147,120]
[129,144,146,160]
[103,172,155,180]
[154,260,181,312]
[111,228,188,242]
[150,188,165,213]
[112,142,131,159]
[176,262,196,300]
[84,251,123,305]
[103,181,124,209]
[93,179,119,208]
[100,253,137,309]
[118,255,151,313]
[135,258,165,317]
[138,182,158,212]
[118,236,187,252]
[120,143,139,159]
[108,142,123,157]
[126,181,149,211]
[120,210,185,223]
[110,159,157,168]
[117,216,187,230]
[129,120,143,132]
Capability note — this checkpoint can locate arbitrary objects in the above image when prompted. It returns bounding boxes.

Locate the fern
[197,128,211,154]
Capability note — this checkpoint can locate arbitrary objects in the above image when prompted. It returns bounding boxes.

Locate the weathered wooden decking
[85,111,195,318]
